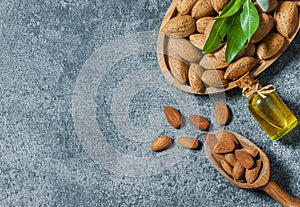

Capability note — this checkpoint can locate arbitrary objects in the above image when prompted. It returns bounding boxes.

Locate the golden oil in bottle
[248,91,298,141]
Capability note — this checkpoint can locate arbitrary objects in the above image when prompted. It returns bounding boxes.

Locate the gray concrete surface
[0,0,299,206]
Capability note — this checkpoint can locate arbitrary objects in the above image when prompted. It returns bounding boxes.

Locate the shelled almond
[178,137,199,149]
[151,136,173,152]
[204,130,263,184]
[161,0,299,92]
[164,106,182,129]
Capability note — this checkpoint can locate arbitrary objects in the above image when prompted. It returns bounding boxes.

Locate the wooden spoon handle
[263,180,300,207]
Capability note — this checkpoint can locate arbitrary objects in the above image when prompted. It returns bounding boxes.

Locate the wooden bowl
[157,0,300,95]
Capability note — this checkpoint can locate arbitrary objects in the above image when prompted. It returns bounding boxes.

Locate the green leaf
[225,12,248,63]
[256,0,270,12]
[218,0,246,19]
[240,0,260,43]
[203,18,233,54]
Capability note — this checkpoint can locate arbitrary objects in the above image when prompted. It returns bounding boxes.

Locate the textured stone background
[0,0,299,206]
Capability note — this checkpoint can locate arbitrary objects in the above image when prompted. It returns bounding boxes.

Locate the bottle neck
[242,83,276,100]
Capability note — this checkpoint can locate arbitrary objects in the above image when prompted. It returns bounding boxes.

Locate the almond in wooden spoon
[204,130,300,207]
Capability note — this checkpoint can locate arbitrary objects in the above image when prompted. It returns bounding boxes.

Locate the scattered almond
[189,114,210,130]
[215,101,230,126]
[164,106,181,129]
[178,137,199,149]
[151,136,173,152]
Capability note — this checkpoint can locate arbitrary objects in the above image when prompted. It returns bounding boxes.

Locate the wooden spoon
[157,0,300,95]
[204,130,300,207]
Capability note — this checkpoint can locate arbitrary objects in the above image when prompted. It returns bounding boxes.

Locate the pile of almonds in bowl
[158,0,299,94]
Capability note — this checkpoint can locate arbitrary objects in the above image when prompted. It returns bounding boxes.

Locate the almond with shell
[196,17,214,34]
[201,70,229,88]
[192,0,216,19]
[224,57,257,80]
[178,137,199,150]
[164,106,181,129]
[169,37,202,63]
[243,44,256,57]
[251,13,274,43]
[213,43,226,62]
[274,1,299,38]
[204,19,216,37]
[176,0,198,15]
[211,0,230,12]
[189,33,207,50]
[255,0,278,13]
[200,54,229,70]
[168,56,189,83]
[188,63,204,92]
[151,136,173,152]
[256,33,285,60]
[161,15,196,38]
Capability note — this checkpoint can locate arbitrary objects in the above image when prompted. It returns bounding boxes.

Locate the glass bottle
[243,83,298,141]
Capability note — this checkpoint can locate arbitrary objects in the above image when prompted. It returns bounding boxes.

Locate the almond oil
[247,91,298,141]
